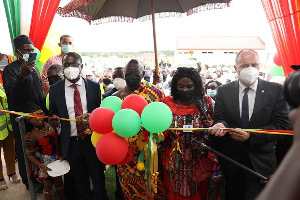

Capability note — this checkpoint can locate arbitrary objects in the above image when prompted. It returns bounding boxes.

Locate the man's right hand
[48,115,60,129]
[18,60,35,80]
[208,123,227,137]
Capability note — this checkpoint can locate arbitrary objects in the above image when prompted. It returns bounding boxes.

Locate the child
[24,102,65,200]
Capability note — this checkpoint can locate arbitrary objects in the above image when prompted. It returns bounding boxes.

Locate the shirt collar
[239,79,258,93]
[66,77,83,87]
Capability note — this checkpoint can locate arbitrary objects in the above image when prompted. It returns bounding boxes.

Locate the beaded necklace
[35,123,51,136]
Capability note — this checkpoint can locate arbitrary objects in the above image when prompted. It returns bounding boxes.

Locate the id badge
[183,124,193,133]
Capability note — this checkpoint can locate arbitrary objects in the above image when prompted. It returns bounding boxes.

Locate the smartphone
[27,53,37,63]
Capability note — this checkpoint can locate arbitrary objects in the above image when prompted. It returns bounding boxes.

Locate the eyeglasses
[63,63,81,68]
[207,86,217,90]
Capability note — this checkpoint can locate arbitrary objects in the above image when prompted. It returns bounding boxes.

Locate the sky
[0,0,277,54]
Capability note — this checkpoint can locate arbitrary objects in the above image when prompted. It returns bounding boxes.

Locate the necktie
[241,87,250,128]
[72,84,86,139]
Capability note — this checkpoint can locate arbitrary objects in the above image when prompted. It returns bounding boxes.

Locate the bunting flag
[261,0,300,76]
[3,0,61,51]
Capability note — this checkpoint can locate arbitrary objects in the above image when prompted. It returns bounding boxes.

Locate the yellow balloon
[91,132,102,147]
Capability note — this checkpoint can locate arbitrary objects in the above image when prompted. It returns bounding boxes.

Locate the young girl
[24,102,65,200]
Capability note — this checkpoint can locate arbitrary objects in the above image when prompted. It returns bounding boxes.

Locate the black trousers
[67,136,107,200]
[10,114,28,187]
[225,168,264,200]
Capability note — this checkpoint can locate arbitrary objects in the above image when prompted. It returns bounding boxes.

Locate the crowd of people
[0,33,295,200]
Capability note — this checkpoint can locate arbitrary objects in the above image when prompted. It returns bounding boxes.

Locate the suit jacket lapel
[84,78,93,113]
[249,79,265,127]
[232,81,242,127]
[59,80,69,118]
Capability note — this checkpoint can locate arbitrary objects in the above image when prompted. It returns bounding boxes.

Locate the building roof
[176,36,265,50]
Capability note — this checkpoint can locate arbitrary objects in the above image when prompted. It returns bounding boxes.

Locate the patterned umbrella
[57,0,231,83]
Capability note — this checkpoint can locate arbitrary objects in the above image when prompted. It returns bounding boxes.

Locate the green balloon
[270,66,284,77]
[141,102,172,133]
[34,47,41,63]
[112,109,141,138]
[36,61,44,72]
[100,96,122,113]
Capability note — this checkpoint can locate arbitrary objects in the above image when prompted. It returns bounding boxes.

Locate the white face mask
[113,78,126,90]
[61,45,72,53]
[239,67,259,85]
[64,67,80,80]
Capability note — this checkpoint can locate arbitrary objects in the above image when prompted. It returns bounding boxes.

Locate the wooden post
[151,0,160,85]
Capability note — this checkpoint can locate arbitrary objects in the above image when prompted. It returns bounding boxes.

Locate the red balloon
[273,53,283,66]
[121,94,148,116]
[96,132,128,165]
[118,145,134,165]
[89,107,114,134]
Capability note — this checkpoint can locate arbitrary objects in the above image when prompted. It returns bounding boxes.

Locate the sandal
[0,179,8,190]
[8,173,21,183]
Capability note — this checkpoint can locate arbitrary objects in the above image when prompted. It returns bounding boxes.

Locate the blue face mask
[207,89,217,97]
[61,45,72,53]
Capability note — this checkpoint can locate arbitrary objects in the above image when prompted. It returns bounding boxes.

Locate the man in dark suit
[49,52,107,200]
[210,49,290,200]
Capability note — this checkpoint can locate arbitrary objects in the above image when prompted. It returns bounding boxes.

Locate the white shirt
[239,79,258,120]
[65,78,88,136]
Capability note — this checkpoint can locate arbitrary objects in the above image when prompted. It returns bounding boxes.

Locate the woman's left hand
[202,114,213,128]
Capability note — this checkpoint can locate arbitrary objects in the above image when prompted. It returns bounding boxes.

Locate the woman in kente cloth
[113,59,165,200]
[160,67,223,200]
[24,102,65,200]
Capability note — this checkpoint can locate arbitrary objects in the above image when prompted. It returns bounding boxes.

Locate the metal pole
[15,116,36,200]
[151,0,160,85]
[191,139,268,181]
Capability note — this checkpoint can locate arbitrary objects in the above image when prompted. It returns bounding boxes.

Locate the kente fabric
[117,81,165,200]
[26,131,60,181]
[161,95,217,200]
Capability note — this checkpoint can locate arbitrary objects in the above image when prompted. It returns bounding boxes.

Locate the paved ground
[0,148,58,200]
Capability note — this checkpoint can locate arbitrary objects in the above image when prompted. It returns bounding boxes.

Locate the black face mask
[48,76,63,85]
[177,90,195,102]
[125,72,141,87]
[103,78,112,85]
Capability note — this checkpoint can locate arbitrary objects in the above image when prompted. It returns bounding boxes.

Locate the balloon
[112,109,141,138]
[36,61,44,72]
[89,107,115,134]
[118,145,134,165]
[91,132,102,147]
[96,132,128,165]
[39,46,57,63]
[141,102,172,133]
[100,96,122,113]
[33,47,41,62]
[273,53,283,66]
[269,66,285,77]
[121,94,148,116]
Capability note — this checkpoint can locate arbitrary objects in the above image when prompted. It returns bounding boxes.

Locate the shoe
[0,179,8,190]
[8,173,21,183]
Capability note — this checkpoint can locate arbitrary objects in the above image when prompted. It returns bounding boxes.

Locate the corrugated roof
[176,36,265,50]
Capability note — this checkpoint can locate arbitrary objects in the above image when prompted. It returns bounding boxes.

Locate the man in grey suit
[210,49,290,200]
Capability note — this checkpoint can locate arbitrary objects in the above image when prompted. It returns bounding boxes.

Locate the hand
[18,60,36,79]
[202,114,213,128]
[229,128,250,141]
[208,123,226,137]
[59,156,63,162]
[260,175,272,185]
[48,115,60,129]
[76,113,90,124]
[40,164,52,174]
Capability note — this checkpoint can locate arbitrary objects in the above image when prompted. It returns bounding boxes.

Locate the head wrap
[13,35,33,49]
